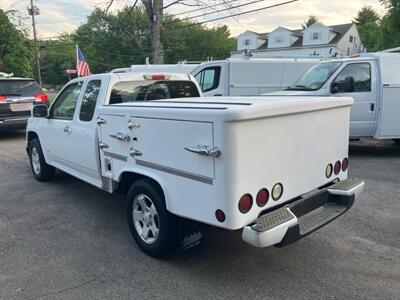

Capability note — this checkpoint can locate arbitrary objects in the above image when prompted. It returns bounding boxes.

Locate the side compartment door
[330,62,378,137]
[378,85,400,137]
[44,81,83,169]
[131,117,215,183]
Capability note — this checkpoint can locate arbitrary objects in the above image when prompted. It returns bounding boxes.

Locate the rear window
[109,80,200,104]
[0,80,42,97]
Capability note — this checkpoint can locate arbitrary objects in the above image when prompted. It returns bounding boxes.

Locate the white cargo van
[191,57,321,96]
[271,53,400,143]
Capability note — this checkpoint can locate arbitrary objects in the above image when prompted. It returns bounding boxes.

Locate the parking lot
[0,131,399,299]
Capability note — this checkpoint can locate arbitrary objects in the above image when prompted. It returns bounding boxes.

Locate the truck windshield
[286,62,342,91]
[109,80,200,104]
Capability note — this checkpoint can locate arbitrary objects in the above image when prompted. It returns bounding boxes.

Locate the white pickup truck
[26,72,364,257]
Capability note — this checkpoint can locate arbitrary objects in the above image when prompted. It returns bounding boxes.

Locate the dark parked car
[0,77,48,131]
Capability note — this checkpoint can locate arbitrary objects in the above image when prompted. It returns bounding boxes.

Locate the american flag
[76,45,92,77]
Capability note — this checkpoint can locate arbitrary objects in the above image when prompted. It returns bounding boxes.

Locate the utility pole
[28,0,41,85]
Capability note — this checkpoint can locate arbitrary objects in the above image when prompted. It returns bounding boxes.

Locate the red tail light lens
[334,160,341,175]
[342,157,348,171]
[34,93,48,102]
[215,209,226,222]
[256,188,269,207]
[238,194,253,213]
[0,95,6,102]
[143,74,170,80]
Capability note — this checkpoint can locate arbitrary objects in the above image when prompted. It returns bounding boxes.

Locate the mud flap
[176,218,204,256]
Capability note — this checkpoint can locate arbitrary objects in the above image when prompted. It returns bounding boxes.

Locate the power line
[176,0,300,28]
[171,0,239,16]
[166,0,272,24]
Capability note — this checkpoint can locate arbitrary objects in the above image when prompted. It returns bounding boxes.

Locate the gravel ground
[0,131,399,299]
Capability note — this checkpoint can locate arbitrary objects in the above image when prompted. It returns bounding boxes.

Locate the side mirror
[343,76,355,92]
[32,104,48,118]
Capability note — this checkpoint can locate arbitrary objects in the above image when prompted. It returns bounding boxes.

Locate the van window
[79,80,101,121]
[332,63,371,93]
[109,80,200,104]
[194,67,220,92]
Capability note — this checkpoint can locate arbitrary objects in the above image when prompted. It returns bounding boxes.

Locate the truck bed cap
[108,96,353,121]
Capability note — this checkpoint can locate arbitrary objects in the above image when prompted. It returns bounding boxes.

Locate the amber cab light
[342,158,348,171]
[256,188,269,207]
[334,160,341,175]
[238,194,253,213]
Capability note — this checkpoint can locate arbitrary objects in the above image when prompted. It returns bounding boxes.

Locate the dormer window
[244,39,251,46]
[311,32,321,40]
[273,35,284,43]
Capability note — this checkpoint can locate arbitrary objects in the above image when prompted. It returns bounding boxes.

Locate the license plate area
[10,102,33,112]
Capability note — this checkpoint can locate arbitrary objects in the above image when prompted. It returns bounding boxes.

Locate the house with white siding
[233,23,364,58]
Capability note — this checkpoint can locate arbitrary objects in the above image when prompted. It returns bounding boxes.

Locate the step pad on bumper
[253,207,295,232]
[298,202,347,235]
[328,178,362,191]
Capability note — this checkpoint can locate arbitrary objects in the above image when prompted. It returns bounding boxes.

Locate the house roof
[240,23,354,51]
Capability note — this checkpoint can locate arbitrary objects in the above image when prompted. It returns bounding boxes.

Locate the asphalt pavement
[1,131,399,299]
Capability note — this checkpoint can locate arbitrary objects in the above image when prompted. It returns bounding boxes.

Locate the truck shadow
[349,139,400,157]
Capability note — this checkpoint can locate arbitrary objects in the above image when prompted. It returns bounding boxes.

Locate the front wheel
[126,179,177,257]
[29,138,55,181]
[393,139,400,146]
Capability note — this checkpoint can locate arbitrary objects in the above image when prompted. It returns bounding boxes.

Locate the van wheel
[126,179,177,257]
[29,138,55,181]
[393,139,400,146]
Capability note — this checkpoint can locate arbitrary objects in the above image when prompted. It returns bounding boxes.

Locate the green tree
[379,0,400,49]
[301,15,319,29]
[0,9,33,77]
[354,6,380,51]
[354,6,380,25]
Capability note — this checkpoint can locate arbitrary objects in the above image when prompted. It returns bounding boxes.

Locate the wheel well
[118,172,164,197]
[27,131,39,143]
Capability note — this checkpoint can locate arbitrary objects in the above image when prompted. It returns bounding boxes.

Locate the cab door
[44,81,83,169]
[72,77,107,187]
[330,62,378,138]
[193,62,227,96]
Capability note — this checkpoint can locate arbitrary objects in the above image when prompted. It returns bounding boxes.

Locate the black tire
[393,139,400,146]
[126,179,177,257]
[29,138,55,181]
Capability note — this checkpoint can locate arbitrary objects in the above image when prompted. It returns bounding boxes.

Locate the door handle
[109,132,130,142]
[370,103,375,112]
[63,126,72,134]
[214,94,222,96]
[184,145,221,157]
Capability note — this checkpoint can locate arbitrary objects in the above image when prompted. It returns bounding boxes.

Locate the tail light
[326,163,333,178]
[272,183,283,200]
[215,209,226,222]
[0,96,6,102]
[34,93,48,102]
[143,74,170,80]
[334,160,341,175]
[256,188,269,207]
[342,157,348,171]
[238,194,253,213]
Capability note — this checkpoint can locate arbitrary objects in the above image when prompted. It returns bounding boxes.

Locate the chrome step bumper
[242,178,364,248]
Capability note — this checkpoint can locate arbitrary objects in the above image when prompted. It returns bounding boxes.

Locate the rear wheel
[393,139,400,146]
[126,179,177,257]
[29,138,55,181]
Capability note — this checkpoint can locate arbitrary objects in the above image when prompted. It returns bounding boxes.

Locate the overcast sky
[1,0,386,39]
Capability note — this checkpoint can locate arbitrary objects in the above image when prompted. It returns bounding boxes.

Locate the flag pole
[76,44,79,77]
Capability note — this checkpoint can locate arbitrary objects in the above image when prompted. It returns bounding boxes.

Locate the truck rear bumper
[242,178,364,248]
[0,117,29,131]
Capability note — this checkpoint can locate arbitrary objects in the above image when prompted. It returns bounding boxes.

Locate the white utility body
[27,72,364,257]
[270,53,400,142]
[191,57,322,96]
